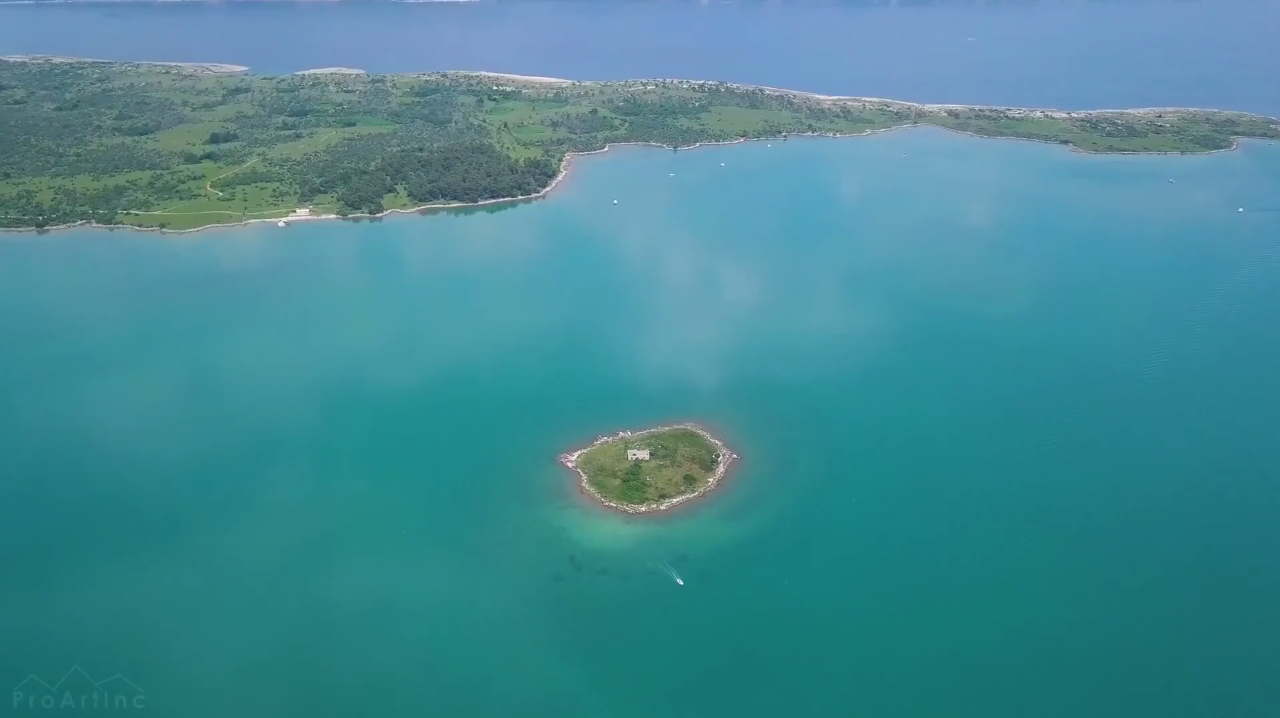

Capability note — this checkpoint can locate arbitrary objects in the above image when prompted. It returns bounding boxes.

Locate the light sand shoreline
[294,67,367,75]
[5,57,1270,119]
[557,424,739,516]
[1,54,247,73]
[457,70,573,84]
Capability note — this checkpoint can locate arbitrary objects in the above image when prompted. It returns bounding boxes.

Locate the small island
[560,424,738,514]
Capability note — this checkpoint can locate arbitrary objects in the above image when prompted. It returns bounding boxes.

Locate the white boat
[277,219,288,227]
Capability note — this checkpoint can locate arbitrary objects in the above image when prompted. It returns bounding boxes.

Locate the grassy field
[3,58,1279,231]
[576,427,722,506]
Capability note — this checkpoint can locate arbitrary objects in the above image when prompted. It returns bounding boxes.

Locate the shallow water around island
[1,129,1279,717]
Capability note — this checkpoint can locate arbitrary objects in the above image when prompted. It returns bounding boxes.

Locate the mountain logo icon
[12,665,145,711]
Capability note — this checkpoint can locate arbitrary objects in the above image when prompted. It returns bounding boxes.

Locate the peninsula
[560,425,737,514]
[3,56,1279,232]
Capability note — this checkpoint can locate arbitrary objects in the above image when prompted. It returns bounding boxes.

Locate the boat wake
[653,560,684,586]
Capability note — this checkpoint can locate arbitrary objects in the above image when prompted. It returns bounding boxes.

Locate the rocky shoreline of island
[558,423,739,516]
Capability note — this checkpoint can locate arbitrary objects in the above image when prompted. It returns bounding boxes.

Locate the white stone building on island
[626,449,651,461]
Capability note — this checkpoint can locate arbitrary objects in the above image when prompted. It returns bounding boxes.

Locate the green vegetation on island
[3,57,1279,231]
[569,426,730,510]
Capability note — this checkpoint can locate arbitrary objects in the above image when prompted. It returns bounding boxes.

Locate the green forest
[3,58,1278,231]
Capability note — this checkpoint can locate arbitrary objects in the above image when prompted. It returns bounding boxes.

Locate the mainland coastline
[6,128,1261,238]
[3,56,1278,235]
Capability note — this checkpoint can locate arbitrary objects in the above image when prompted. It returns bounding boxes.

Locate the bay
[2,129,1279,716]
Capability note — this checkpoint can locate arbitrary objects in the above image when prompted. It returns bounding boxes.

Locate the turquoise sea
[2,129,1279,717]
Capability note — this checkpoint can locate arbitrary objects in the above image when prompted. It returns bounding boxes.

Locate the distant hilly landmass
[0,0,1213,5]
